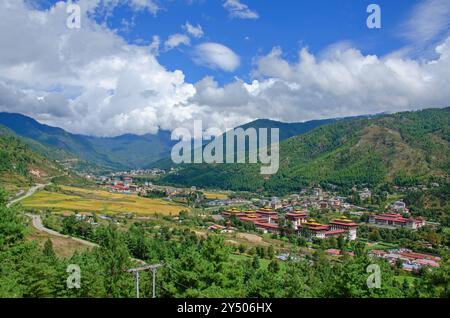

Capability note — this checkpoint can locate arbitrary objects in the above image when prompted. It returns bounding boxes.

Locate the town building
[329,216,358,240]
[254,221,280,234]
[389,200,409,214]
[359,188,372,200]
[285,211,308,230]
[270,197,283,210]
[256,207,278,223]
[298,219,332,239]
[123,177,133,187]
[369,248,441,271]
[369,213,425,230]
[299,218,357,240]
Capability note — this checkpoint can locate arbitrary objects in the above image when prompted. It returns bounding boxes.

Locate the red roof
[300,222,329,231]
[324,229,347,236]
[374,215,408,223]
[285,212,308,218]
[238,216,266,223]
[257,210,278,215]
[112,185,129,190]
[327,249,341,255]
[374,213,424,224]
[330,220,358,227]
[254,222,279,230]
[398,251,441,262]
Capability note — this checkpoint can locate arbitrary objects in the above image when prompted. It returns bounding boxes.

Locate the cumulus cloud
[0,0,449,139]
[223,0,259,20]
[182,21,204,38]
[164,33,191,51]
[185,40,450,132]
[192,42,241,72]
[0,0,197,136]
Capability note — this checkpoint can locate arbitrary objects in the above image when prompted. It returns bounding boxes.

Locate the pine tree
[43,239,56,259]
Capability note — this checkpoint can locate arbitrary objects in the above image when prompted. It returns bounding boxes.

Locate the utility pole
[126,264,163,298]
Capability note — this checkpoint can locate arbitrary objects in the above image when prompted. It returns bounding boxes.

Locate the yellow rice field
[21,185,188,216]
[202,191,229,200]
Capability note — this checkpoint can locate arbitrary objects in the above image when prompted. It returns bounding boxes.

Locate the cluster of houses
[220,208,359,241]
[369,248,441,271]
[248,188,365,215]
[108,168,166,177]
[206,198,252,207]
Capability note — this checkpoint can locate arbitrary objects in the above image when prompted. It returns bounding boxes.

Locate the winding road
[26,213,99,248]
[7,183,99,248]
[8,183,144,263]
[6,183,48,208]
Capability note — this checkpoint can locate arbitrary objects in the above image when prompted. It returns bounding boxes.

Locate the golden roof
[224,208,241,213]
[303,218,325,226]
[334,216,353,223]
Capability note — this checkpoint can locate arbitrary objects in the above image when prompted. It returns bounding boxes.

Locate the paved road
[9,183,144,263]
[26,213,144,263]
[7,183,99,248]
[25,213,99,248]
[7,183,48,208]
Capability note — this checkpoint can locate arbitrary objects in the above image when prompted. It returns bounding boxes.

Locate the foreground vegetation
[1,188,448,298]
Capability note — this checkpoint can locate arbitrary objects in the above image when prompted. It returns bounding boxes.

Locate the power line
[125,264,163,298]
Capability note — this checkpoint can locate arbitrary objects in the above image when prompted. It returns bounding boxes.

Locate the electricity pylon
[126,264,163,298]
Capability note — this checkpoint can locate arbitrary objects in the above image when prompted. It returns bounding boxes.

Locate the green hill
[148,117,342,169]
[159,107,450,194]
[0,113,176,171]
[0,129,62,193]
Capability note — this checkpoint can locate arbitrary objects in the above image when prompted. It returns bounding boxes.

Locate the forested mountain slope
[160,107,450,194]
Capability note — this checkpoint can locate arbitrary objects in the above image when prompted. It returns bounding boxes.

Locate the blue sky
[32,0,424,83]
[1,0,449,136]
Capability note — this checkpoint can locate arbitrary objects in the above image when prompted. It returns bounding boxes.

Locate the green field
[21,185,189,216]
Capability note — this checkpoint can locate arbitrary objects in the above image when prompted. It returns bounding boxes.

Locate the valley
[0,107,449,298]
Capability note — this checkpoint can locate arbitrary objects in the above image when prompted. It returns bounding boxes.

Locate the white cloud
[164,33,191,51]
[0,0,197,136]
[192,42,241,72]
[122,0,160,16]
[0,0,449,139]
[184,39,450,132]
[223,0,259,20]
[182,21,204,38]
[394,0,450,58]
[400,0,450,44]
[149,35,160,55]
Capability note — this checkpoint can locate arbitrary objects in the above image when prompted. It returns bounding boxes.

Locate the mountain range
[1,108,449,195]
[0,112,338,172]
[159,107,450,194]
[0,112,176,171]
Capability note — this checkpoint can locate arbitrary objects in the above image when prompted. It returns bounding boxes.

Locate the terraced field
[21,185,189,216]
